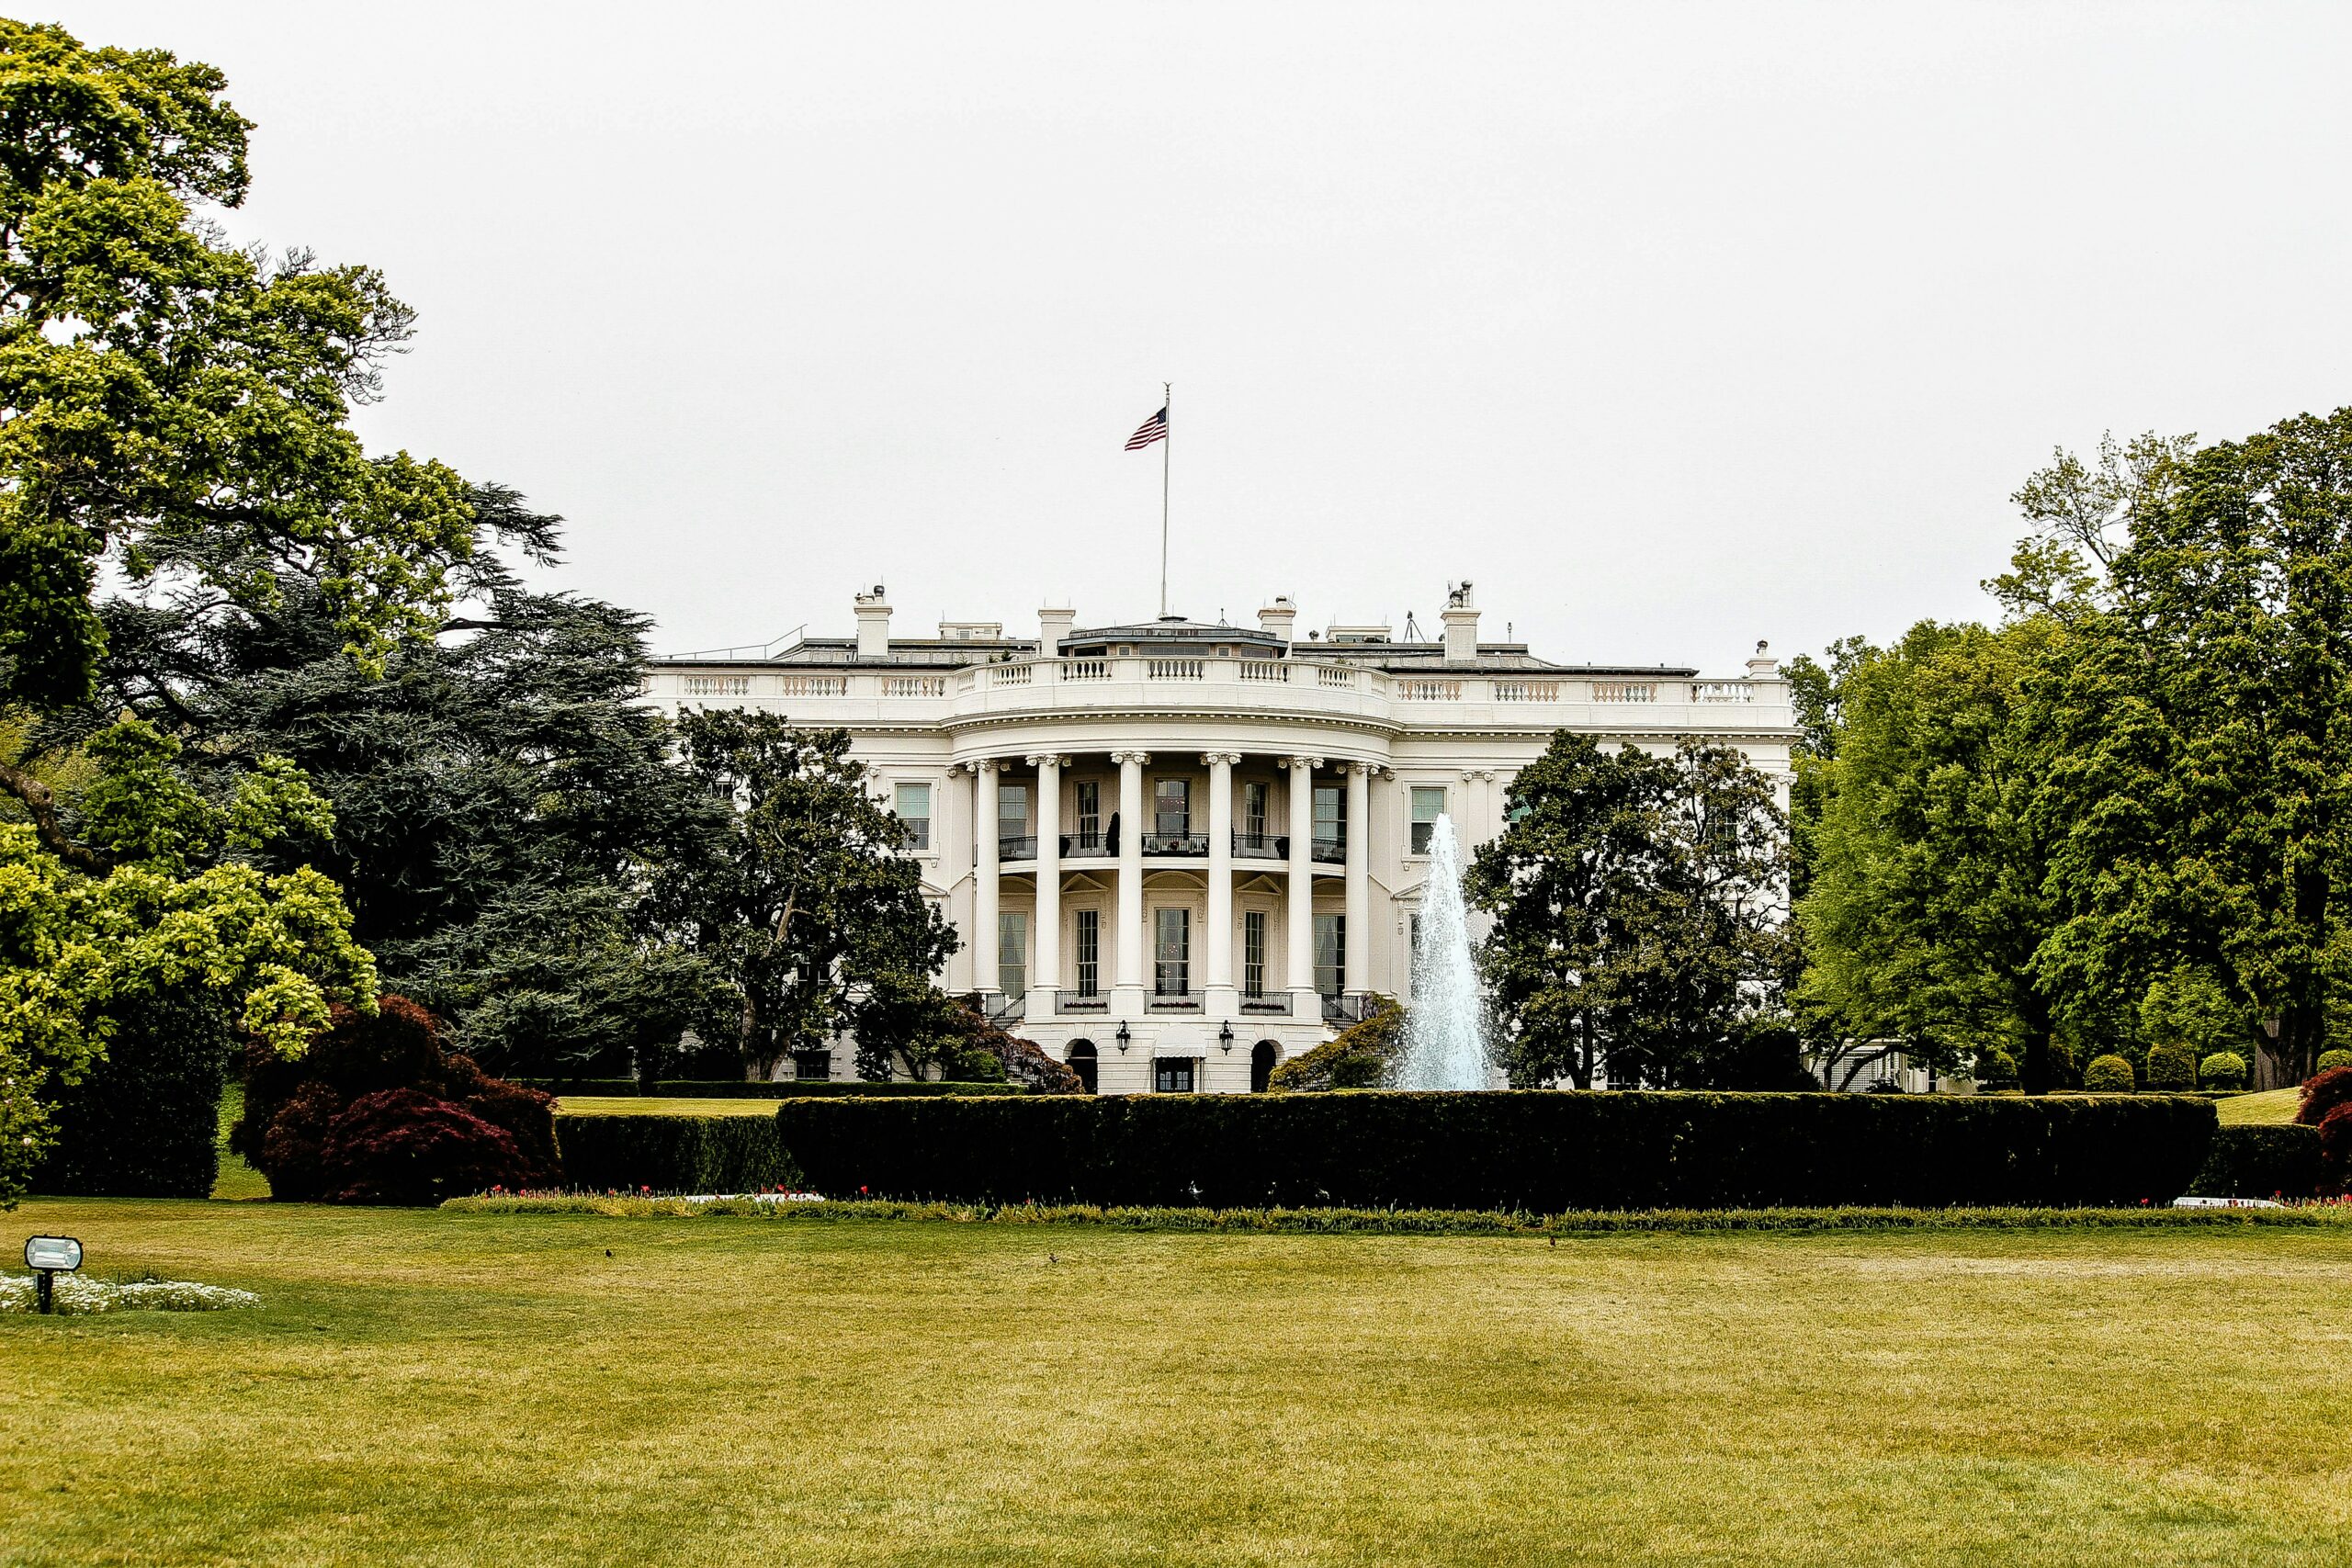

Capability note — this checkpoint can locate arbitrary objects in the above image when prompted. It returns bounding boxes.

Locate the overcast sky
[47,2,2352,670]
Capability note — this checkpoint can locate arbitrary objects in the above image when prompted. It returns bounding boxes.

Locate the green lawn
[3,1199,2348,1566]
[2216,1087,2302,1125]
[550,1094,779,1117]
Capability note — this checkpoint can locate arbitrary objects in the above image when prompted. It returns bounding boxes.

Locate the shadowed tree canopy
[1466,731,1792,1090]
[644,709,956,1080]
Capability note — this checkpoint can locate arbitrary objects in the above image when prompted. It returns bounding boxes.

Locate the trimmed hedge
[554,1114,795,1193]
[2187,1124,2324,1200]
[772,1091,2220,1211]
[526,1078,1031,1099]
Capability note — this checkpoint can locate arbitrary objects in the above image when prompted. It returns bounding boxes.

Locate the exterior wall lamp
[1218,1023,1235,1054]
[1115,1023,1131,1054]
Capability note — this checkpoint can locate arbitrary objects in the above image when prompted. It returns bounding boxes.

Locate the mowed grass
[551,1094,779,1117]
[3,1201,2349,1567]
[2216,1088,2302,1125]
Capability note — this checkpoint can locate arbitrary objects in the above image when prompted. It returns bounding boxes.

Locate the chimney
[1746,639,1780,679]
[854,585,891,660]
[1038,604,1076,657]
[1259,595,1297,647]
[1441,581,1479,662]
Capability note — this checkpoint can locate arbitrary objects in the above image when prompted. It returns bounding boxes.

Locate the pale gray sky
[47,2,2352,670]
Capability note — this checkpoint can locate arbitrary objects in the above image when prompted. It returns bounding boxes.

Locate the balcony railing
[1061,831,1112,858]
[1148,989,1204,1011]
[1239,993,1292,1016]
[1321,993,1369,1024]
[1055,993,1110,1015]
[998,834,1037,860]
[1141,831,1207,856]
[1311,834,1346,864]
[1232,831,1289,859]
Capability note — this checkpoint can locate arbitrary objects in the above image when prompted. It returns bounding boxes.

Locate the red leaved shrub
[234,995,557,1204]
[316,1089,526,1205]
[2297,1066,2352,1195]
[2297,1066,2352,1128]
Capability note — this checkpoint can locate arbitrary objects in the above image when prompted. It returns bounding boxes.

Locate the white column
[1204,752,1238,1009]
[1285,755,1319,1012]
[1030,754,1063,1010]
[973,761,1001,998]
[1344,762,1370,998]
[1114,750,1148,1008]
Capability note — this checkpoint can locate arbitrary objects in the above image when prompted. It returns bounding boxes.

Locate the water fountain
[1395,815,1494,1089]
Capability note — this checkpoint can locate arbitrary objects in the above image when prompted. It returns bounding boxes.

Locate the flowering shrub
[0,1272,261,1313]
[236,995,556,1204]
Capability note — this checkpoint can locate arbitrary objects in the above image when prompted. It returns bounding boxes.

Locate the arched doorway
[1066,1040,1099,1094]
[1250,1040,1280,1093]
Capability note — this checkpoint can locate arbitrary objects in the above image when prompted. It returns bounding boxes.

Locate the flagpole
[1159,381,1171,618]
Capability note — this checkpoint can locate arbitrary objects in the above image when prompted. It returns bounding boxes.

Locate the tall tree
[1468,732,1790,1089]
[2031,410,2352,1086]
[90,554,721,1077]
[1793,620,2068,1089]
[645,710,956,1080]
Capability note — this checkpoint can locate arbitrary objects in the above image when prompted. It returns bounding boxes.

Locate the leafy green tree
[645,711,956,1080]
[0,718,376,1203]
[1793,620,2069,1089]
[1467,732,1789,1089]
[0,20,481,794]
[0,20,560,1193]
[2030,409,2352,1085]
[2135,965,2245,1065]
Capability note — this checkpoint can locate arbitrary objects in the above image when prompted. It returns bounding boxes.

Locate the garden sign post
[24,1235,82,1314]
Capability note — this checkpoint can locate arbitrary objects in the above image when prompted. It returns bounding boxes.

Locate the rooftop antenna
[1403,610,1425,641]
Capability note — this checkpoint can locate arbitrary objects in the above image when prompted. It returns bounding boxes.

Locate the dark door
[1250,1040,1279,1093]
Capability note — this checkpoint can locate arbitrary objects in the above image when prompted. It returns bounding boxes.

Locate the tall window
[894,782,931,850]
[1314,784,1344,852]
[1075,779,1102,846]
[1243,910,1267,998]
[1154,777,1191,838]
[1154,908,1191,996]
[1314,913,1345,996]
[998,911,1027,999]
[1075,909,1100,997]
[999,782,1031,852]
[1243,780,1270,839]
[1410,786,1446,855]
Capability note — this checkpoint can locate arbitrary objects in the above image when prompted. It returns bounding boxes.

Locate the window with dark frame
[1154,908,1191,996]
[1075,908,1100,997]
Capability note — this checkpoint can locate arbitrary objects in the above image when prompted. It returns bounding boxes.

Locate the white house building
[643,584,1798,1094]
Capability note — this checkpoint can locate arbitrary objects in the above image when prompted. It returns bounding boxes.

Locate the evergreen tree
[645,710,956,1080]
[1467,732,1790,1089]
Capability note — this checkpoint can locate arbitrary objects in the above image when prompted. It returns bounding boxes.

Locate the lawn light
[24,1235,81,1314]
[1218,1023,1235,1054]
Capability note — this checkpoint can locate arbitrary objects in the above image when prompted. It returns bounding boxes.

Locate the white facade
[646,585,1797,1093]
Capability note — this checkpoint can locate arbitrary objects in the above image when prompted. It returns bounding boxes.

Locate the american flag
[1124,405,1169,451]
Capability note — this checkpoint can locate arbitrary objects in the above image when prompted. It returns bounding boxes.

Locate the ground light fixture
[24,1235,81,1314]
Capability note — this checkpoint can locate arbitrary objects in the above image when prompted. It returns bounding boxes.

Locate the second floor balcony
[1000,829,1351,863]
